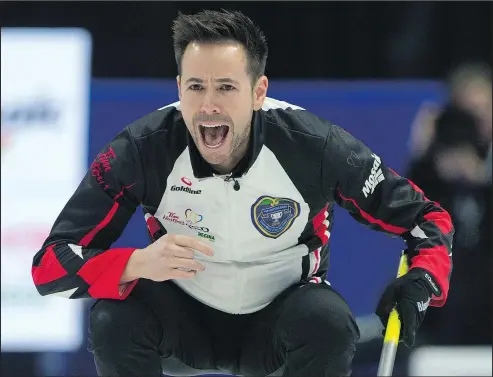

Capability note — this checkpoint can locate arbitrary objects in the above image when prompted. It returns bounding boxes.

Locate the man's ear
[176,75,181,100]
[253,76,268,111]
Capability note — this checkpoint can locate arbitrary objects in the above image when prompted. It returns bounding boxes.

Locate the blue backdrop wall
[89,80,447,316]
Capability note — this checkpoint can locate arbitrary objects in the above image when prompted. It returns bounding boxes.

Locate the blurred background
[1,1,492,376]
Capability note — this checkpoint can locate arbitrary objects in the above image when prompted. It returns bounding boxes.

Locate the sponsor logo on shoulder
[362,153,385,198]
[91,146,116,190]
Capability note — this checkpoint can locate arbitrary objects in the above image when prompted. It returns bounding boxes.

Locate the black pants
[88,280,360,377]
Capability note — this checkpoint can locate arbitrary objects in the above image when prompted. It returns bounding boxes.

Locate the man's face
[177,42,268,168]
[455,79,492,140]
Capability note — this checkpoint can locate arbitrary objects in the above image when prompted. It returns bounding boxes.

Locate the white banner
[409,346,492,376]
[1,28,92,352]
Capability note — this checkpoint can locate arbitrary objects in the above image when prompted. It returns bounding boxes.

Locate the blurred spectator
[405,63,492,346]
[449,63,492,156]
[408,62,492,161]
[485,144,492,183]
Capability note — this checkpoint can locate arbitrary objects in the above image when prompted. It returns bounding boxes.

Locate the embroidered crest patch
[251,196,301,239]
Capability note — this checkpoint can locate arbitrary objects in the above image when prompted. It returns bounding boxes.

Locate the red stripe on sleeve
[315,225,330,245]
[80,202,120,247]
[32,245,68,286]
[312,204,330,245]
[410,244,451,306]
[79,183,138,248]
[405,178,444,213]
[313,249,321,274]
[312,204,328,230]
[389,168,443,206]
[390,168,423,196]
[77,247,138,299]
[406,178,424,196]
[388,168,399,176]
[146,216,161,238]
[394,169,444,207]
[336,190,408,234]
[424,211,454,235]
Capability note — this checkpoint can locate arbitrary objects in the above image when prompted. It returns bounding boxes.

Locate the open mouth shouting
[198,123,230,149]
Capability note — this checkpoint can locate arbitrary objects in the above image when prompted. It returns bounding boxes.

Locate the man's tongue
[203,125,227,147]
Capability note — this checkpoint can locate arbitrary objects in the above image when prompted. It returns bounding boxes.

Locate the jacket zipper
[223,174,244,314]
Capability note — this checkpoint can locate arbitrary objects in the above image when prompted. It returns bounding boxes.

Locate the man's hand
[121,234,214,283]
[375,267,442,348]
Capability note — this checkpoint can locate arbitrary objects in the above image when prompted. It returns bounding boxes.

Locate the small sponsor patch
[251,196,300,239]
[91,146,117,190]
[198,232,215,242]
[362,153,385,197]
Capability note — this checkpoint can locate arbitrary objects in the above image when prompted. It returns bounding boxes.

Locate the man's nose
[199,91,220,114]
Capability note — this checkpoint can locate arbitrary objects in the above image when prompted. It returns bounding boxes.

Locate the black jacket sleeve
[322,124,454,307]
[31,127,146,299]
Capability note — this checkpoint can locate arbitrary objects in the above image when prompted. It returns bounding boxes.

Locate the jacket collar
[187,110,264,179]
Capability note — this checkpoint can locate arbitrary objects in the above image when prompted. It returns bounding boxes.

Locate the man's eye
[189,84,203,91]
[220,84,235,91]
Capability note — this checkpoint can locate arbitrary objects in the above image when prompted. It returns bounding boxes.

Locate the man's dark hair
[172,9,268,83]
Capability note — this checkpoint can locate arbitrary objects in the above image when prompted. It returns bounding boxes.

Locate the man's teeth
[201,124,226,128]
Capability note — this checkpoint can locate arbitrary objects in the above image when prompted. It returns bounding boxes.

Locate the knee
[299,307,357,344]
[280,287,360,348]
[89,299,155,351]
[89,300,130,348]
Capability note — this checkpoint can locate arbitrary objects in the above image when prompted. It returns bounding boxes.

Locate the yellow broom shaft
[377,253,409,376]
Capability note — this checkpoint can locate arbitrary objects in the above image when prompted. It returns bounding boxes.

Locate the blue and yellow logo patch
[251,196,301,239]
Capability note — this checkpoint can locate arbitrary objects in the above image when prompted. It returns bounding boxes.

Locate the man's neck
[211,138,250,175]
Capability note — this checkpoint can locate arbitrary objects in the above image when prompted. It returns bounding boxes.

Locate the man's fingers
[396,300,417,348]
[171,234,214,256]
[169,257,205,272]
[376,285,399,325]
[168,244,195,259]
[169,268,197,280]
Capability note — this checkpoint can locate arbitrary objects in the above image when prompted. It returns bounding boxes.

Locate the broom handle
[377,252,409,376]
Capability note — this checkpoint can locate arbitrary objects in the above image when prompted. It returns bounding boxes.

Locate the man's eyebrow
[215,78,240,85]
[185,77,203,84]
[184,77,240,85]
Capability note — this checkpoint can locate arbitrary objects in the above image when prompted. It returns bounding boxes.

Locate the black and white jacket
[32,97,454,314]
